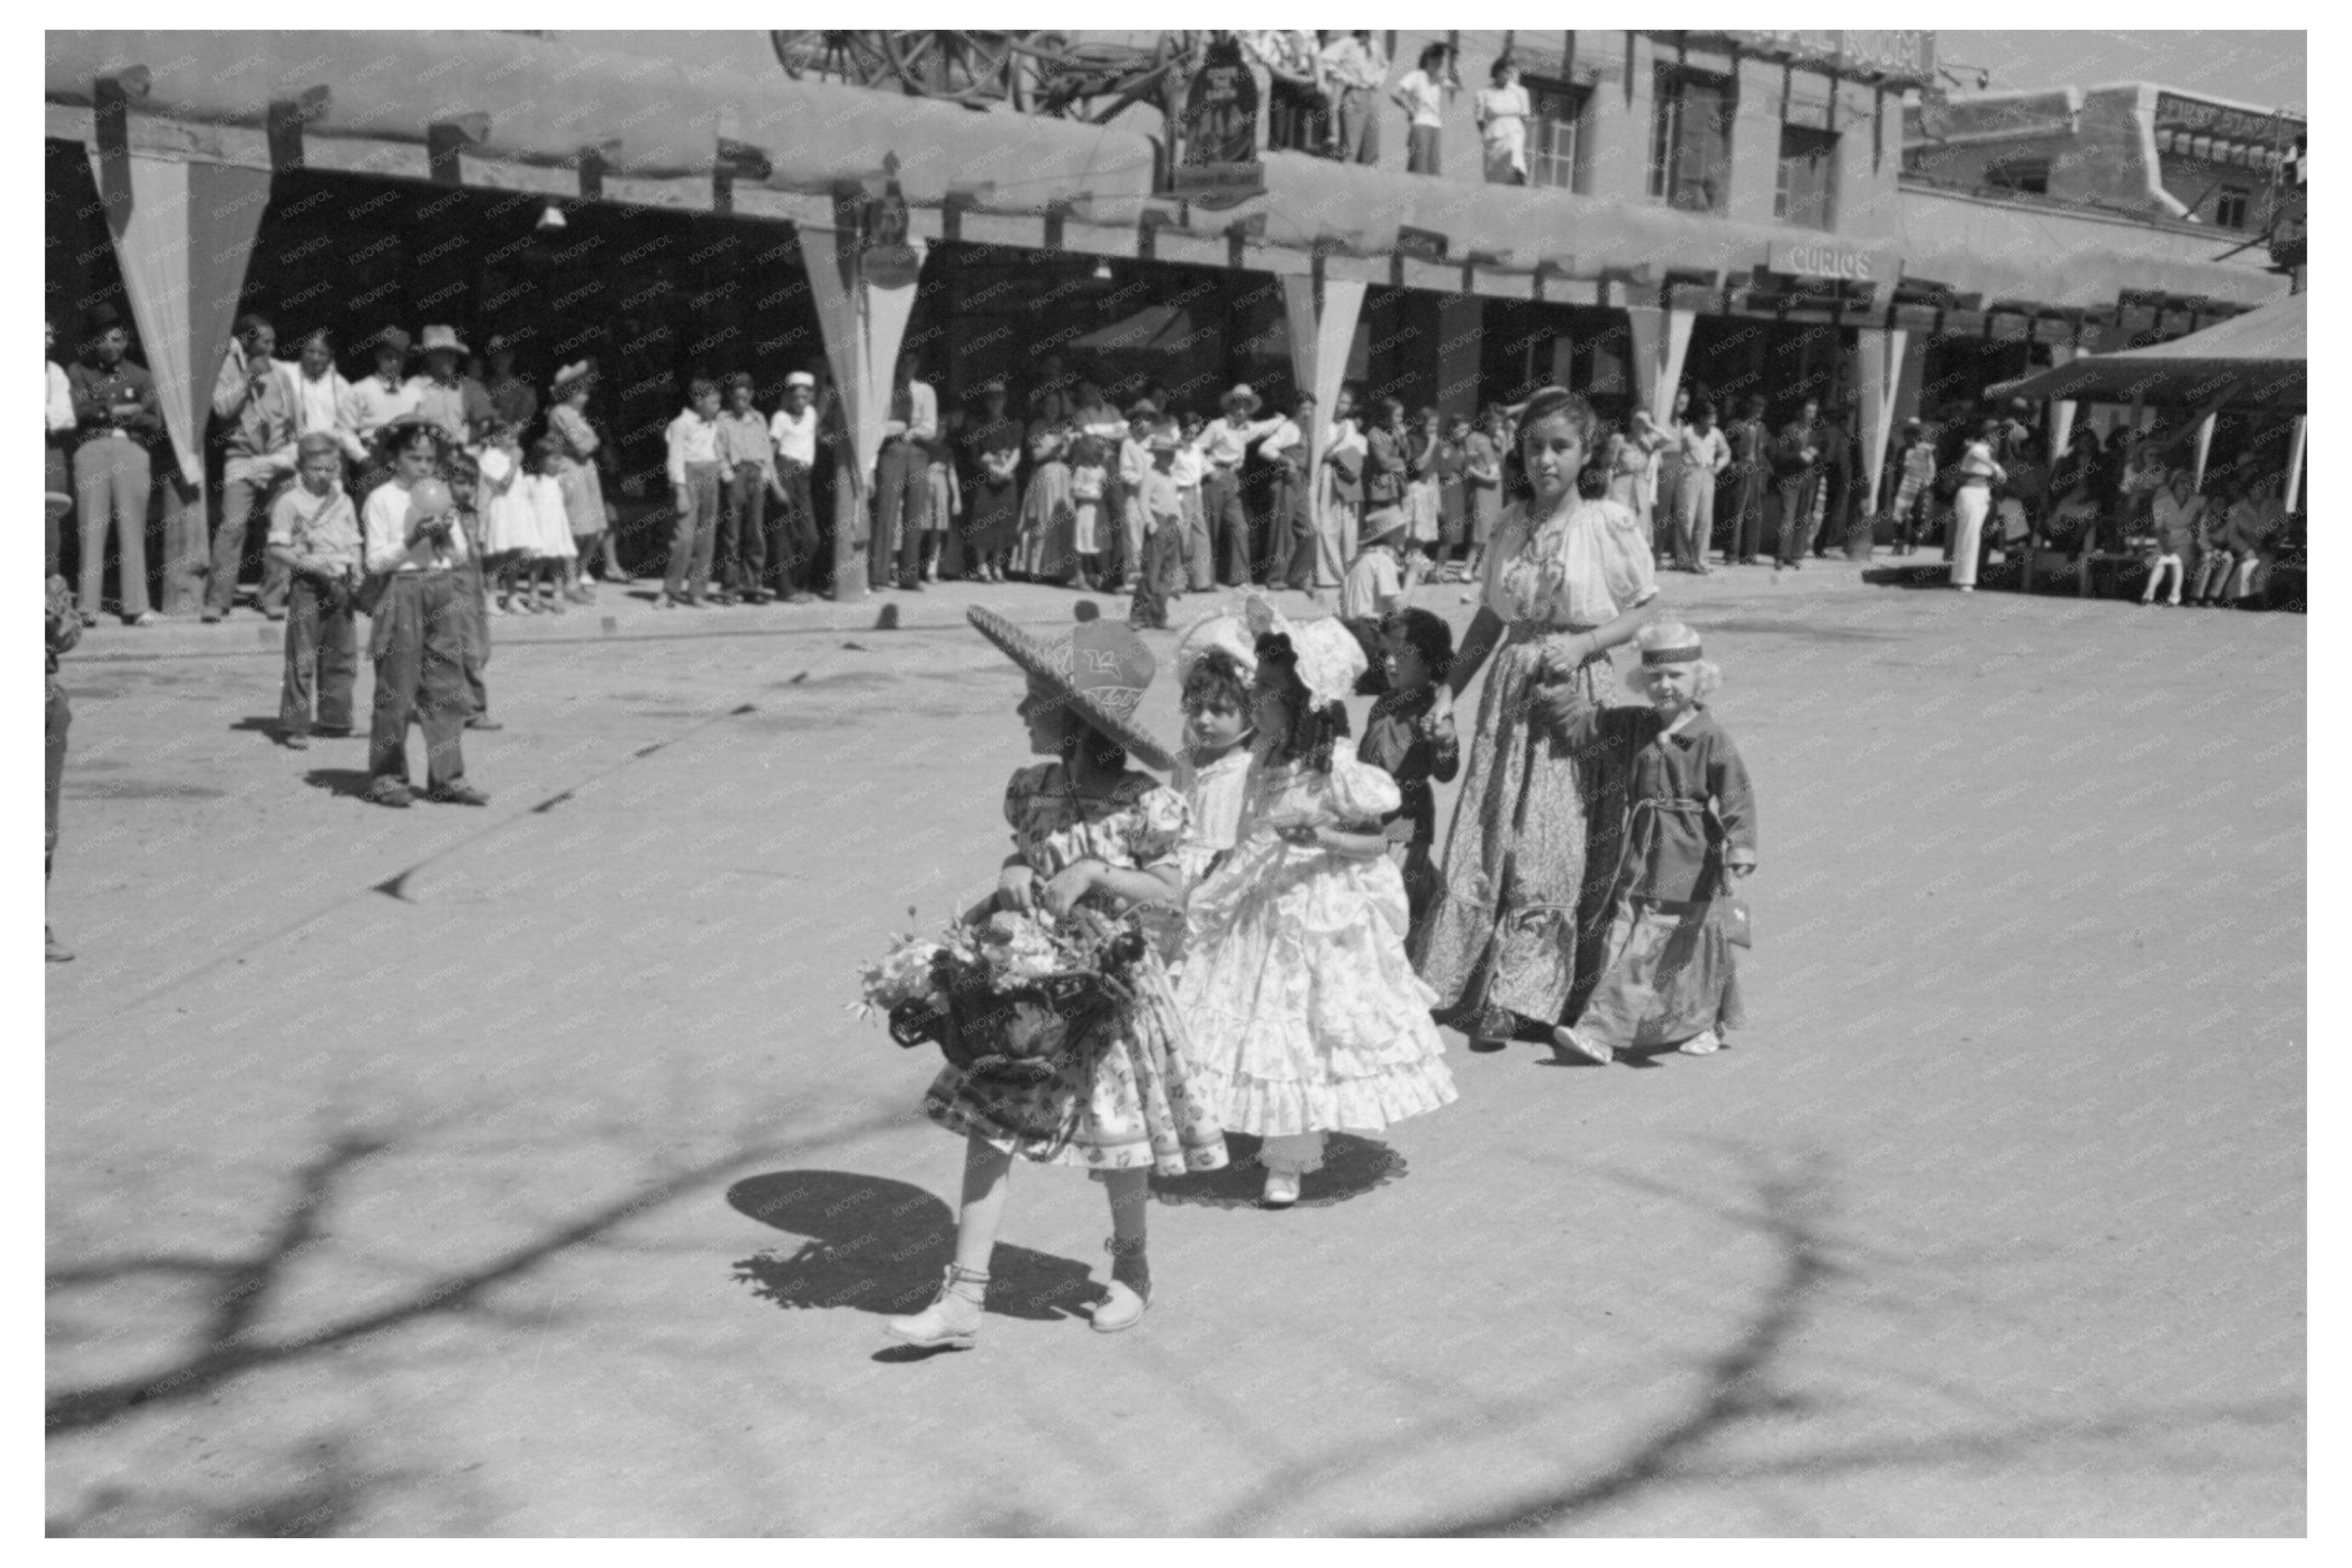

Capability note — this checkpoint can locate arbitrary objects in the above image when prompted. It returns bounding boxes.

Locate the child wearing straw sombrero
[886,605,1227,1351]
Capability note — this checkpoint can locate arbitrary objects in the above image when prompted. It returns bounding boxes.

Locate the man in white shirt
[766,370,822,602]
[1665,397,1733,575]
[1258,392,1314,590]
[345,327,421,494]
[360,420,482,809]
[1117,400,1157,590]
[46,319,76,575]
[1198,383,1290,587]
[1320,30,1388,165]
[876,355,938,591]
[1316,387,1370,588]
[660,378,724,608]
[208,313,302,621]
[290,329,369,467]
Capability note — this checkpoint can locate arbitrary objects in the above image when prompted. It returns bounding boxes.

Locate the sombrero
[968,603,1174,771]
[1174,610,1258,684]
[1243,594,1365,712]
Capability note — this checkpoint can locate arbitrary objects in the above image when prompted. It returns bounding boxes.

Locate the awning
[1988,291,2305,411]
[1070,305,1196,355]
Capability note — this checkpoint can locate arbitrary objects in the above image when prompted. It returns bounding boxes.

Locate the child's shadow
[1148,1132,1408,1211]
[300,768,378,800]
[726,1170,1099,1326]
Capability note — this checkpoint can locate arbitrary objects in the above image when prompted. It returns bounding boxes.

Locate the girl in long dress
[886,607,1225,1350]
[1178,601,1456,1207]
[1016,392,1076,584]
[1410,387,1663,1052]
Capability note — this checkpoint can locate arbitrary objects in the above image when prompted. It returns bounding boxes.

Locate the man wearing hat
[346,327,422,496]
[406,326,494,452]
[1341,502,1427,621]
[1197,383,1289,588]
[766,370,823,602]
[66,302,163,625]
[206,313,301,622]
[267,431,363,748]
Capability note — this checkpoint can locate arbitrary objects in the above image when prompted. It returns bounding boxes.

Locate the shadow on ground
[1148,1131,1406,1211]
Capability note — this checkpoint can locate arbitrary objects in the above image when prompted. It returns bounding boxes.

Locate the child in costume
[1357,607,1459,936]
[1170,613,1259,890]
[1550,621,1757,1065]
[887,606,1227,1350]
[1177,598,1457,1207]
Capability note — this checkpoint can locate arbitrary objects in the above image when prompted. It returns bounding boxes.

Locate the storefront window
[1774,125,1839,229]
[1525,78,1589,193]
[1648,68,1733,214]
[1985,156,2051,196]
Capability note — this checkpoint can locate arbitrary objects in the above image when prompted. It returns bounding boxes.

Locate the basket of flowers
[857,905,1152,1084]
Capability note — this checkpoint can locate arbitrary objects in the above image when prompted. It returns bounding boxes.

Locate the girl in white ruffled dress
[1177,601,1457,1206]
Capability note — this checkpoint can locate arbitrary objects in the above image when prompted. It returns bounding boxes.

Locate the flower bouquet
[857,905,1151,1084]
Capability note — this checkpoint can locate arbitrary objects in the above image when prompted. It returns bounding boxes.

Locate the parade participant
[267,434,363,749]
[767,371,823,601]
[714,373,774,604]
[1198,384,1287,588]
[441,451,501,725]
[1170,614,1259,891]
[206,313,301,622]
[46,574,80,961]
[885,607,1225,1349]
[406,326,493,452]
[659,378,724,610]
[1358,607,1459,935]
[1015,389,1074,585]
[1412,386,1660,1052]
[1178,599,1457,1208]
[1550,622,1757,1065]
[548,361,622,585]
[347,328,421,497]
[359,421,486,808]
[1125,428,1186,631]
[1341,506,1425,621]
[46,319,76,576]
[67,302,163,626]
[1949,419,2006,594]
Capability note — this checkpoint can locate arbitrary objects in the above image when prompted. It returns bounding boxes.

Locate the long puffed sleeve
[1324,754,1403,827]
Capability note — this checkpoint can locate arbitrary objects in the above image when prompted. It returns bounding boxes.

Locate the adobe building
[46,30,2296,608]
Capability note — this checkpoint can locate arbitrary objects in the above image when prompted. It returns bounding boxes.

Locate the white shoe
[1678,1029,1722,1057]
[883,1265,987,1349]
[1261,1170,1301,1208]
[1549,1026,1614,1065]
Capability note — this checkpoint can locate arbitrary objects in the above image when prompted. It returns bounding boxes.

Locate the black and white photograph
[37,17,2314,1539]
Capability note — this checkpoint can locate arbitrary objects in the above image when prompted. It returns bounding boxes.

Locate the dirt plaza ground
[44,561,2303,1536]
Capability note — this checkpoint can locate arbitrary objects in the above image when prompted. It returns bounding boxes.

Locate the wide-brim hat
[968,604,1173,772]
[1243,595,1365,712]
[1174,610,1258,685]
[551,359,596,394]
[419,324,468,356]
[1221,383,1261,414]
[1360,506,1409,547]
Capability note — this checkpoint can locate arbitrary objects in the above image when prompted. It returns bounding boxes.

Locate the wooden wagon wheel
[875,30,1037,108]
[770,32,898,90]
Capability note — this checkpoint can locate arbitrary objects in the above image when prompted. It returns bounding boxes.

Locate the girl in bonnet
[1176,598,1457,1208]
[886,606,1226,1351]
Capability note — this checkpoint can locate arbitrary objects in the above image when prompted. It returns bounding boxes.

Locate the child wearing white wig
[1550,621,1758,1065]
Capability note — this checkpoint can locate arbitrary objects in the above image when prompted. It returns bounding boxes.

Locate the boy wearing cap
[268,432,363,748]
[767,371,823,601]
[1127,431,1188,631]
[714,372,774,604]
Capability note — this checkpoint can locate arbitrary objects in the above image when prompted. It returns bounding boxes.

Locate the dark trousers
[1774,475,1819,566]
[46,444,70,578]
[452,557,490,718]
[47,686,69,881]
[875,438,929,587]
[721,462,769,594]
[1727,468,1769,561]
[367,572,469,791]
[664,462,723,601]
[769,462,819,595]
[1127,522,1186,629]
[1204,466,1252,586]
[278,574,358,735]
[1264,465,1314,588]
[208,471,293,615]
